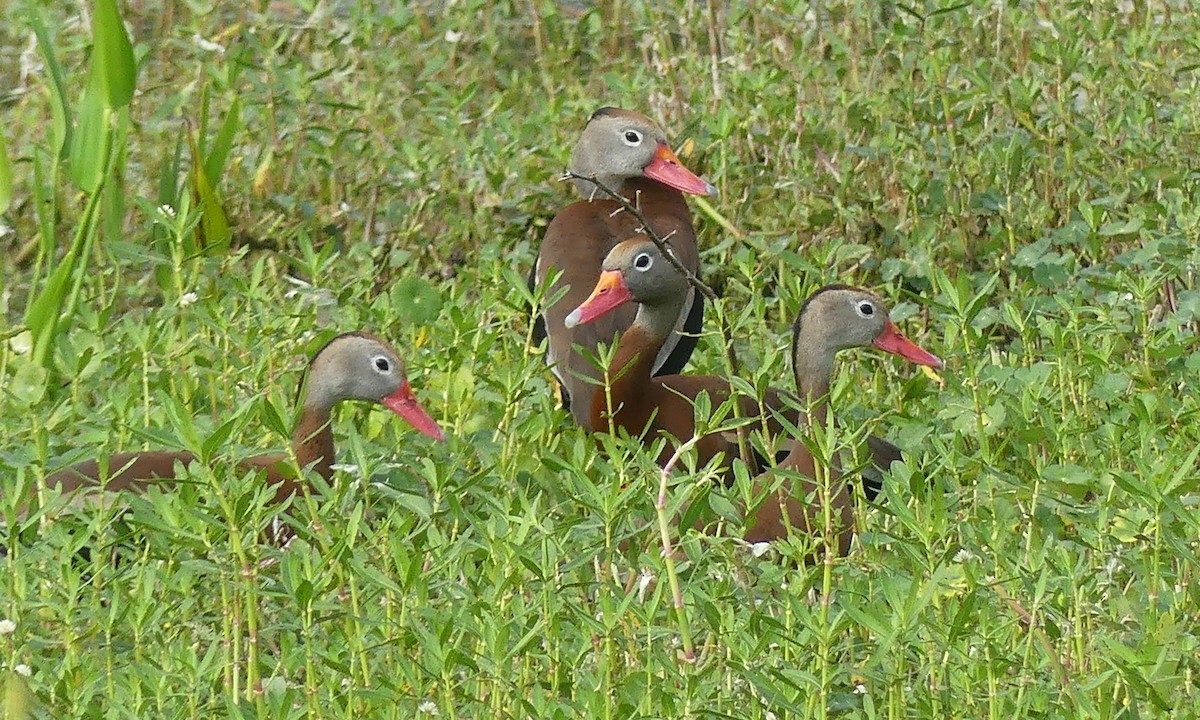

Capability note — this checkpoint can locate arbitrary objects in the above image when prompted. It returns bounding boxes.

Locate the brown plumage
[564,237,794,476]
[531,107,716,430]
[744,286,943,556]
[36,332,444,518]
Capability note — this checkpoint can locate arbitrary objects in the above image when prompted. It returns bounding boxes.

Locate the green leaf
[188,127,231,254]
[3,671,37,720]
[24,252,76,365]
[92,0,137,109]
[29,12,71,156]
[0,128,11,215]
[391,275,444,325]
[31,149,58,264]
[67,68,110,193]
[9,359,49,405]
[204,98,242,184]
[201,414,243,462]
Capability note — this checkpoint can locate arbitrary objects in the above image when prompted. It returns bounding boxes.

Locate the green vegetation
[2,0,1198,717]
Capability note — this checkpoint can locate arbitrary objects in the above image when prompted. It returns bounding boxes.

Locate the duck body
[37,332,444,514]
[592,323,796,471]
[532,108,715,430]
[567,238,795,477]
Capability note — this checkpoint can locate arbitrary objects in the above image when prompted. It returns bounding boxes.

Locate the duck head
[304,332,446,441]
[569,107,717,198]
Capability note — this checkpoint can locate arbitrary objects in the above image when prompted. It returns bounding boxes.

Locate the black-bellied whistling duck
[531,107,717,430]
[40,332,444,509]
[564,236,795,474]
[744,286,943,556]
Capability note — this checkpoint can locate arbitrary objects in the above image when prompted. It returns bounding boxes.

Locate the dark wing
[651,286,704,377]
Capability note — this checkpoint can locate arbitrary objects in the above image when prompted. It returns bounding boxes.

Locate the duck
[38,331,445,509]
[531,107,717,430]
[564,236,795,475]
[565,238,939,492]
[743,285,943,556]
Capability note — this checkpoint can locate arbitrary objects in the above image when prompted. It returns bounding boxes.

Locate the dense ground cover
[2,1,1198,717]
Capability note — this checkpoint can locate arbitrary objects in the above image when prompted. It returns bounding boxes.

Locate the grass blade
[28,11,71,156]
[188,125,232,255]
[0,127,11,215]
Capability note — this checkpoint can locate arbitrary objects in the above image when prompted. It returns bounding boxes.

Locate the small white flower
[853,683,867,695]
[0,619,15,635]
[443,30,463,43]
[178,292,198,307]
[952,548,975,563]
[192,33,226,53]
[417,699,439,715]
[14,664,31,677]
[749,542,772,558]
[159,204,177,218]
[637,570,655,601]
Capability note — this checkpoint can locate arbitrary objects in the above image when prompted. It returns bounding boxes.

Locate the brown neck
[781,330,839,465]
[618,177,689,213]
[590,325,663,431]
[793,349,834,428]
[291,406,336,481]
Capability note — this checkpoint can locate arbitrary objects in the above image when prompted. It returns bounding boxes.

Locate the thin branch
[561,172,717,301]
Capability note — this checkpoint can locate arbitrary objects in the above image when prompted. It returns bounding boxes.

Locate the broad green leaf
[390,275,444,325]
[92,0,137,109]
[9,359,49,405]
[67,68,110,193]
[3,671,36,720]
[99,107,130,244]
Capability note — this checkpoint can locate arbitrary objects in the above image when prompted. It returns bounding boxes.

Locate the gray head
[563,237,687,330]
[304,332,408,409]
[602,237,687,306]
[568,107,716,197]
[791,286,943,382]
[302,332,445,440]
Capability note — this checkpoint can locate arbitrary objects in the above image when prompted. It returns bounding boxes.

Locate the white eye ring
[373,356,393,373]
[855,301,876,318]
[633,253,654,271]
[621,129,643,146]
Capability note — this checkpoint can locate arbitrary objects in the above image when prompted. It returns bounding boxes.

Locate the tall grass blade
[0,129,11,215]
[188,126,232,255]
[28,12,71,156]
[204,97,242,183]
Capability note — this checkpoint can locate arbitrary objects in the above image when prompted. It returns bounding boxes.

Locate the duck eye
[622,130,643,146]
[856,301,876,318]
[373,357,391,373]
[633,253,653,271]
